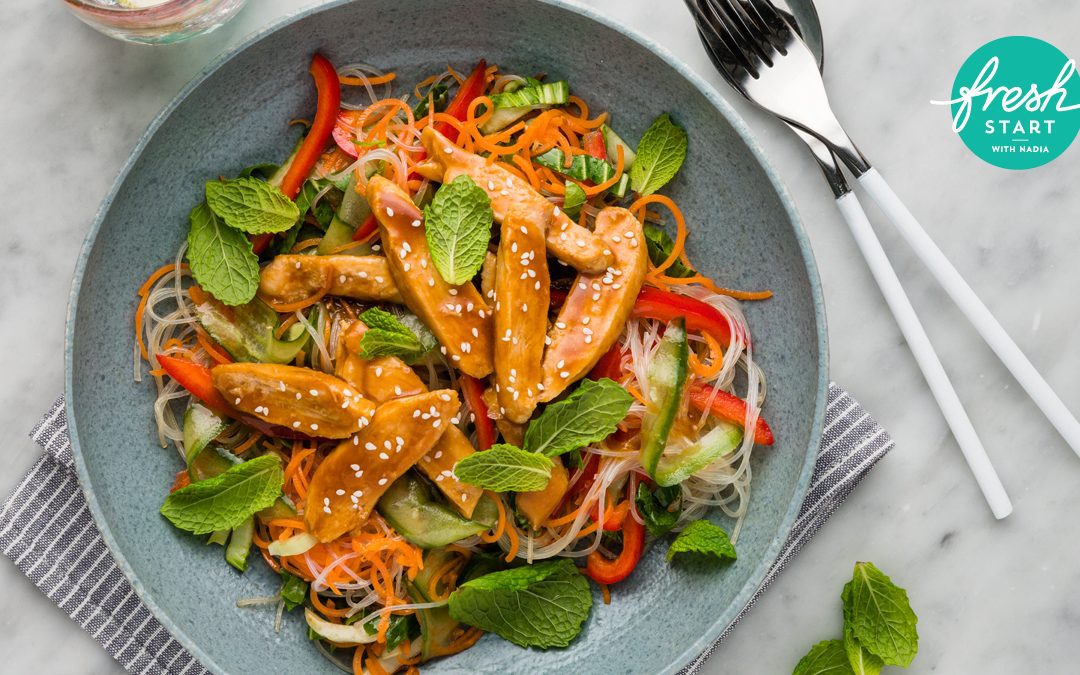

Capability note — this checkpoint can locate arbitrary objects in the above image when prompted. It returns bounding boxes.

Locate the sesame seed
[521,303,528,313]
[375,367,383,376]
[336,489,346,496]
[433,419,441,428]
[593,292,601,301]
[292,421,301,428]
[555,322,566,329]
[310,423,319,431]
[234,397,241,405]
[436,475,444,482]
[477,309,486,318]
[428,278,435,287]
[375,276,385,283]
[403,263,411,272]
[384,440,392,450]
[557,359,565,368]
[535,281,541,290]
[354,470,363,478]
[373,244,381,251]
[553,206,561,217]
[560,371,570,378]
[323,506,331,514]
[364,444,376,452]
[412,410,421,418]
[440,393,452,401]
[295,392,302,400]
[412,219,422,228]
[583,327,593,335]
[461,494,468,501]
[386,207,395,217]
[309,389,319,396]
[343,388,352,396]
[394,385,402,396]
[294,260,302,269]
[323,497,330,505]
[520,225,528,235]
[353,489,363,497]
[471,327,479,338]
[537,383,545,391]
[577,240,586,248]
[379,452,389,460]
[511,242,518,253]
[625,230,635,238]
[341,400,349,409]
[339,274,347,284]
[444,146,454,154]
[359,271,368,279]
[451,354,461,361]
[500,189,509,196]
[378,477,388,485]
[544,336,552,345]
[582,316,591,325]
[352,436,359,445]
[449,288,458,296]
[585,335,593,343]
[420,259,428,268]
[612,235,622,243]
[450,416,460,424]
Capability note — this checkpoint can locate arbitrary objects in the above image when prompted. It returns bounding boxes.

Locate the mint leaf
[666,520,736,562]
[294,179,335,230]
[453,444,554,492]
[205,177,300,234]
[357,307,425,359]
[424,175,493,284]
[643,223,695,278]
[448,559,592,648]
[794,640,855,675]
[629,114,688,196]
[161,455,283,534]
[635,482,681,537]
[562,180,587,218]
[843,620,884,675]
[279,570,308,611]
[843,562,918,667]
[186,203,260,306]
[522,378,633,457]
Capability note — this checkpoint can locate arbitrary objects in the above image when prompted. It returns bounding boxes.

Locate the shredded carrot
[601,583,611,605]
[688,330,724,379]
[339,72,396,86]
[187,284,208,305]
[481,493,509,544]
[503,519,521,562]
[135,262,188,359]
[261,273,332,313]
[274,314,299,339]
[232,431,262,456]
[194,326,233,365]
[290,238,323,254]
[352,646,366,675]
[366,654,389,675]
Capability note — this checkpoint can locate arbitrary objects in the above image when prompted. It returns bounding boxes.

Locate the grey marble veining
[0,1,1077,673]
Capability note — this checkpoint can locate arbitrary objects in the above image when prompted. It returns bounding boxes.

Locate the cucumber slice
[195,297,307,364]
[207,530,229,546]
[654,422,742,487]
[533,148,627,196]
[562,181,587,218]
[640,318,689,478]
[479,106,536,134]
[225,517,254,572]
[267,532,318,557]
[377,473,498,548]
[409,548,468,660]
[601,124,637,169]
[489,80,569,109]
[306,608,380,644]
[183,403,227,467]
[188,446,241,482]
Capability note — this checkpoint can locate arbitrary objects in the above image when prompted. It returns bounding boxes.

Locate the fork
[685,0,1080,518]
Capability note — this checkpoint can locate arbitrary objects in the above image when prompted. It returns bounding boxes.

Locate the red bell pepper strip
[631,286,739,348]
[589,343,625,381]
[589,497,630,532]
[460,374,497,451]
[156,354,233,416]
[584,514,645,584]
[436,60,488,143]
[332,109,365,158]
[687,381,774,445]
[252,54,342,255]
[351,213,379,241]
[549,287,569,309]
[583,131,608,160]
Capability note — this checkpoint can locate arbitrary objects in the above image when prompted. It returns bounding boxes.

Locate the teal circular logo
[933,36,1079,169]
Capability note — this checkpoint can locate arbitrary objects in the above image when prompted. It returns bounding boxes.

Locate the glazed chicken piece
[303,390,460,541]
[493,202,552,423]
[211,363,376,438]
[516,457,570,530]
[258,254,403,305]
[335,323,484,518]
[481,386,525,447]
[366,175,494,378]
[415,126,613,274]
[540,207,648,400]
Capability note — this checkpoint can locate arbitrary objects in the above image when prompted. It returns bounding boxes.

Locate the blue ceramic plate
[66,1,827,672]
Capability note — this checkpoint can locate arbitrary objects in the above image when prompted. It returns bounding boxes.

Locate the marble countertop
[2,1,1078,672]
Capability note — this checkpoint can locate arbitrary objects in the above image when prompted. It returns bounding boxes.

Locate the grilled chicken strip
[259,254,403,305]
[211,363,376,438]
[335,323,484,518]
[540,207,648,400]
[304,390,460,541]
[366,175,494,378]
[415,126,613,274]
[494,202,553,423]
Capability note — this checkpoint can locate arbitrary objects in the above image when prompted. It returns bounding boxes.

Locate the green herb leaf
[357,307,426,360]
[843,618,884,675]
[793,640,855,675]
[238,163,280,180]
[294,180,336,230]
[522,378,634,457]
[643,223,696,278]
[161,455,283,534]
[629,114,688,196]
[453,444,554,492]
[635,482,681,537]
[413,83,449,118]
[186,203,260,306]
[424,175,493,284]
[205,176,300,235]
[562,180,587,219]
[448,559,592,648]
[842,562,918,667]
[279,570,309,611]
[666,520,737,562]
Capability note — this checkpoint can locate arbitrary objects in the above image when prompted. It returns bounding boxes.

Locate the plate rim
[63,1,829,672]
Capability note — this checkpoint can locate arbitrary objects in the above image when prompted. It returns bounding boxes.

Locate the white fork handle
[836,192,1012,519]
[859,168,1080,457]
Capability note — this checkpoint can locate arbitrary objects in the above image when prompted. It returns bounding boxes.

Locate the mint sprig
[666,520,736,562]
[424,175,493,284]
[629,113,688,196]
[522,378,634,457]
[448,559,592,648]
[161,455,283,534]
[205,176,300,235]
[793,640,854,675]
[357,307,426,360]
[843,562,918,668]
[453,444,554,492]
[186,203,260,306]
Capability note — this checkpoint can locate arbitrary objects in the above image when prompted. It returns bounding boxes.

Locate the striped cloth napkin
[0,383,892,675]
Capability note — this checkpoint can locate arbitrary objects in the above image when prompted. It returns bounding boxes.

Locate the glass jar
[63,0,248,45]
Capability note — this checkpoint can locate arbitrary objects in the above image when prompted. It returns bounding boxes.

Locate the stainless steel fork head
[688,0,870,174]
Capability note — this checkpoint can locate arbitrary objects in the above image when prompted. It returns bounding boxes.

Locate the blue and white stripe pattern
[2,384,891,674]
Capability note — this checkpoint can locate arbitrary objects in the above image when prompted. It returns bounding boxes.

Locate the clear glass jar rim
[64,0,218,18]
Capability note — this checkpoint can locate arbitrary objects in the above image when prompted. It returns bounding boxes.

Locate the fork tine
[690,0,759,77]
[700,0,766,75]
[708,0,773,68]
[694,24,749,93]
[743,0,795,47]
[716,0,778,63]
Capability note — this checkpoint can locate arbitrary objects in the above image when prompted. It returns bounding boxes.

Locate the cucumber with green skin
[489,81,569,109]
[194,297,307,364]
[532,148,630,198]
[654,422,742,486]
[183,403,228,469]
[601,123,637,169]
[640,318,689,478]
[377,473,498,548]
[225,517,254,572]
